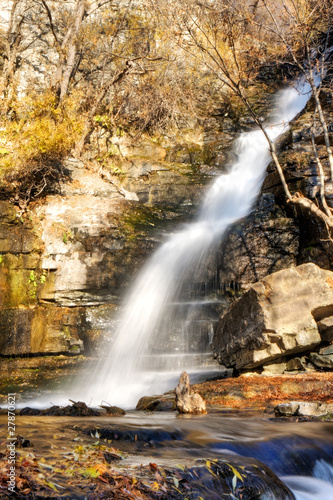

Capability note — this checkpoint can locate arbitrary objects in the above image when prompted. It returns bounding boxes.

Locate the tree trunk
[55,0,87,102]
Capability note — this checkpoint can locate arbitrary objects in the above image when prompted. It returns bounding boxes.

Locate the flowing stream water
[78,80,313,409]
[4,412,333,499]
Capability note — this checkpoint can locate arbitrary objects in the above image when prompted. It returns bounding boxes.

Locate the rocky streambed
[1,402,333,499]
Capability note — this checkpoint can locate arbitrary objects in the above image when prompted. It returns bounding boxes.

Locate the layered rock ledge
[213,263,333,370]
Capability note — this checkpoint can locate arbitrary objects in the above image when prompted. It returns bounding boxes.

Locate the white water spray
[82,81,312,408]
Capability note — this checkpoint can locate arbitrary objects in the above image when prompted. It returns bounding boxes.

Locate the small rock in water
[175,371,206,414]
[14,435,32,448]
[298,402,333,417]
[275,401,300,417]
[275,401,333,418]
[136,395,176,412]
[20,400,100,417]
[99,405,126,416]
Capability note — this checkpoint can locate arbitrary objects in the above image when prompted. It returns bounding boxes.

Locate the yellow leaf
[94,463,108,474]
[45,481,58,492]
[228,465,244,482]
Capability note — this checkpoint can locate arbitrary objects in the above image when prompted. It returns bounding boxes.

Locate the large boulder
[213,263,333,370]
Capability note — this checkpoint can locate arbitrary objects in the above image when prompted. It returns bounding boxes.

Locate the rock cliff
[0,88,332,361]
[0,126,232,356]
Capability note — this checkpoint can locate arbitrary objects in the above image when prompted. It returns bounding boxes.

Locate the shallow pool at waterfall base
[1,411,333,499]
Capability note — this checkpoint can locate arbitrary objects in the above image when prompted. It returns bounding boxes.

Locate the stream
[3,410,333,499]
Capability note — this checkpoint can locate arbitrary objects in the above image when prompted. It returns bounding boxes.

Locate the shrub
[0,90,84,207]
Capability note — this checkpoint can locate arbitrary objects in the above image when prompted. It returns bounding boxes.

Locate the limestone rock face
[0,148,217,356]
[213,263,333,370]
[175,371,206,414]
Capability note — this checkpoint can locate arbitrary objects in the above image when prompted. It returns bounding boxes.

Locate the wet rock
[0,305,86,356]
[218,194,299,287]
[175,371,207,414]
[13,435,32,448]
[46,400,100,416]
[275,402,300,417]
[275,401,333,417]
[183,458,295,500]
[20,401,100,417]
[20,408,43,416]
[99,405,126,416]
[84,426,183,445]
[214,263,333,370]
[0,309,34,355]
[136,395,176,412]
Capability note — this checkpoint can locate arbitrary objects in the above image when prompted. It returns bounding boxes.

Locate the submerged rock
[182,458,295,500]
[213,263,333,370]
[175,371,207,414]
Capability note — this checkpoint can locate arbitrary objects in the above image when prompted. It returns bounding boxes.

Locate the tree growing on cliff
[153,0,333,236]
[258,0,333,228]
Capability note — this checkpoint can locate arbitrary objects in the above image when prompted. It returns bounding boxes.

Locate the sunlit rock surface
[175,371,207,414]
[213,263,333,370]
[275,401,333,417]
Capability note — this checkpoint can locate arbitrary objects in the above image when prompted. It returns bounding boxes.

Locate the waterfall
[84,81,312,408]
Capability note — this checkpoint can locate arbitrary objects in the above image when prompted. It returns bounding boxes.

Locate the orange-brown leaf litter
[193,372,333,409]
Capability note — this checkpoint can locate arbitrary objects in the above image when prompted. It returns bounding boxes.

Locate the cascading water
[82,81,312,409]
